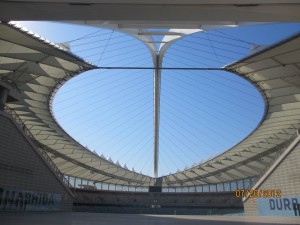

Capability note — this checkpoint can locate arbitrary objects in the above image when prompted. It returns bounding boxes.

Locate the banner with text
[0,188,61,211]
[257,196,300,217]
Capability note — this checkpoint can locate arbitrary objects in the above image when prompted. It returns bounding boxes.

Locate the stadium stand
[72,188,243,215]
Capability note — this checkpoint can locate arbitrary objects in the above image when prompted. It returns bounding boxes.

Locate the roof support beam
[1,2,300,23]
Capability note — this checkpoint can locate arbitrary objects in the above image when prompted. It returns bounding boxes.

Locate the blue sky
[17,21,300,177]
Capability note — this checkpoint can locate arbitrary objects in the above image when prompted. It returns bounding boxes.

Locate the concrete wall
[244,137,300,217]
[0,111,73,211]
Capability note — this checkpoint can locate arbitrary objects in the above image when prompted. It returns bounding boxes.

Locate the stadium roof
[1,21,300,187]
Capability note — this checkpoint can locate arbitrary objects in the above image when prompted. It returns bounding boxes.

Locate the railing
[4,106,74,195]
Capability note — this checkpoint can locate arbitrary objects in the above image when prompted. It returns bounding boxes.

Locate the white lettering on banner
[257,196,300,217]
[0,188,61,211]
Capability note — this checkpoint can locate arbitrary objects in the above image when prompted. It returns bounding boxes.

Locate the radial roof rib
[162,32,300,187]
[0,21,152,187]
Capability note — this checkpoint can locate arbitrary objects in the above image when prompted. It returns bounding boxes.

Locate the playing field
[0,213,299,225]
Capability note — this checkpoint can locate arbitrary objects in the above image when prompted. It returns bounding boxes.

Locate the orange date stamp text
[235,189,281,198]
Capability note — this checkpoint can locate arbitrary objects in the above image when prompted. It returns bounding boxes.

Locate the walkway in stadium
[1,213,299,225]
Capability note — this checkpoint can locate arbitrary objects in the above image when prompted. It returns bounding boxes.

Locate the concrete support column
[0,87,9,110]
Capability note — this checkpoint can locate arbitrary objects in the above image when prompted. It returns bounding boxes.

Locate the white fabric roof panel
[1,21,300,188]
[169,32,300,187]
[0,22,153,187]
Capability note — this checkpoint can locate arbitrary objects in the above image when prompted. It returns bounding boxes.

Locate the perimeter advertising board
[257,196,300,217]
[0,188,61,211]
